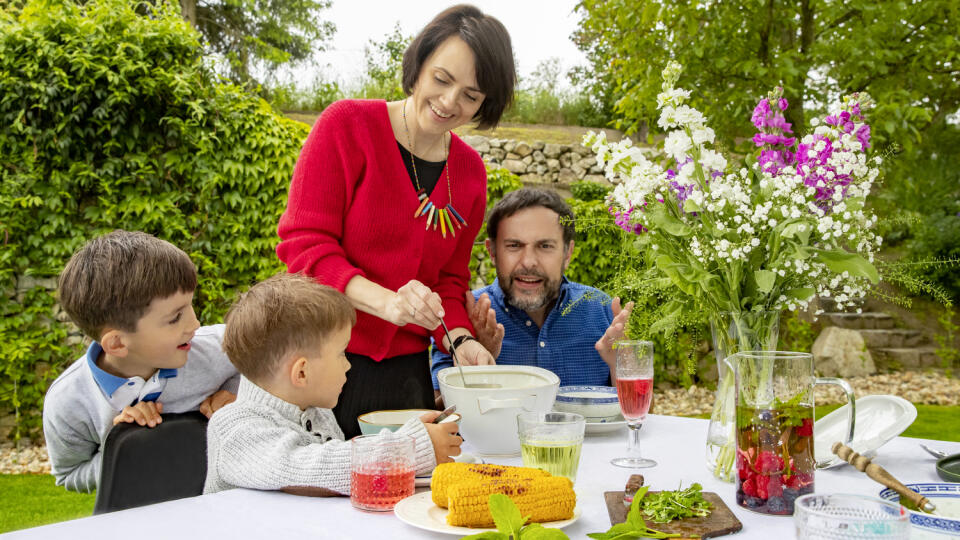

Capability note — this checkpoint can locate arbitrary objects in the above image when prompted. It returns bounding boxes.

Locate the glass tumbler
[350,433,415,511]
[794,494,910,540]
[517,411,585,482]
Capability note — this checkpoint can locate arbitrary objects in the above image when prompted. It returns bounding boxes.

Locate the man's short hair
[58,230,197,340]
[486,188,576,246]
[402,4,516,130]
[223,273,356,383]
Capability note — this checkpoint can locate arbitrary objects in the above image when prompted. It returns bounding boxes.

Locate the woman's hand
[452,338,496,366]
[382,280,444,330]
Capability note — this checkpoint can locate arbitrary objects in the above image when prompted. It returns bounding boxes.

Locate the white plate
[585,414,627,434]
[394,491,581,535]
[814,394,917,469]
[415,453,485,487]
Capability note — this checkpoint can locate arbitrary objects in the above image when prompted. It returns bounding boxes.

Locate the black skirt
[333,349,437,439]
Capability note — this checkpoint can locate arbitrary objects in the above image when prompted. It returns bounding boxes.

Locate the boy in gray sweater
[43,230,240,493]
[204,273,462,495]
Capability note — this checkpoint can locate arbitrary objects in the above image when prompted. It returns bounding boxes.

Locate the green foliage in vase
[0,0,307,438]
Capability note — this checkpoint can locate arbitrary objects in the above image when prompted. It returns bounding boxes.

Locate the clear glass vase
[704,311,780,482]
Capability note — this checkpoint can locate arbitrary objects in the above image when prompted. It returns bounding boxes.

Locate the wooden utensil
[831,441,937,513]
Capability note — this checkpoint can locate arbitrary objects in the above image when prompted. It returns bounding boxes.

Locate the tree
[573,0,959,154]
[358,22,411,100]
[179,0,336,89]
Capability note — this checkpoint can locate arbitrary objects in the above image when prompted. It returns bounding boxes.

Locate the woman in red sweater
[277,5,516,438]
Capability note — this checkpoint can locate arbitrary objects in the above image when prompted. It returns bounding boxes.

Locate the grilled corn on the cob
[446,476,576,527]
[430,462,550,507]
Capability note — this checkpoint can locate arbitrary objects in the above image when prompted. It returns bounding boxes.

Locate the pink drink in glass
[611,340,657,468]
[350,434,415,511]
[350,466,415,511]
[616,377,653,422]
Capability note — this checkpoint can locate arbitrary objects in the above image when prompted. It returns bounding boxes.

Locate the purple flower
[610,206,646,235]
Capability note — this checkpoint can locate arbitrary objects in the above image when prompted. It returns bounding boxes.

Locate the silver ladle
[438,318,499,389]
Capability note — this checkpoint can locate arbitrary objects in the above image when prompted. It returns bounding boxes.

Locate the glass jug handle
[814,377,856,448]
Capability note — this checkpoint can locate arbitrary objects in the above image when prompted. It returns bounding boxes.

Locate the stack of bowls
[553,386,621,423]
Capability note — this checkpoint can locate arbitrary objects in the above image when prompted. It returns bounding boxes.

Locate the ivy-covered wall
[0,0,307,438]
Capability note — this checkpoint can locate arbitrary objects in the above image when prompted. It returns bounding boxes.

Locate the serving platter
[813,394,917,469]
[394,491,581,535]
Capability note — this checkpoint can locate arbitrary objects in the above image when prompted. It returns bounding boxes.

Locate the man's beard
[499,267,562,312]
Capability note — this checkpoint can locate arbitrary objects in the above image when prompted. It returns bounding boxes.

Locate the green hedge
[0,0,307,438]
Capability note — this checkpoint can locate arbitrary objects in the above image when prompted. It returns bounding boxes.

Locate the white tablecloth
[5,415,957,539]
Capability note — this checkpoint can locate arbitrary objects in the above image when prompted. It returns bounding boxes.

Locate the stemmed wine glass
[611,340,657,468]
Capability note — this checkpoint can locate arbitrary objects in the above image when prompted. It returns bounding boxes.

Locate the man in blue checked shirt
[431,188,633,389]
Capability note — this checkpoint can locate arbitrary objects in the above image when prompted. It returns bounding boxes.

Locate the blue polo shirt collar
[85,341,178,398]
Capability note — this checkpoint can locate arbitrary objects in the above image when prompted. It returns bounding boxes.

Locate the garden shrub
[0,0,308,438]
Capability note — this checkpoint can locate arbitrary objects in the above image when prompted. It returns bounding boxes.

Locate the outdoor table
[4,415,957,539]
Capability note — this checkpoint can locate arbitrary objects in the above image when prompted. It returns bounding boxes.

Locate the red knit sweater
[277,100,486,361]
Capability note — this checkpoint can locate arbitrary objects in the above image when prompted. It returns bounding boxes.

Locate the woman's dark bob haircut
[402,4,516,130]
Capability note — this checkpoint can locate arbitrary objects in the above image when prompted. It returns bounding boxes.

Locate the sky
[290,0,587,89]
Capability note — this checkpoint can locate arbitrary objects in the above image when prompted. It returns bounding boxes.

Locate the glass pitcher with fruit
[730,351,855,516]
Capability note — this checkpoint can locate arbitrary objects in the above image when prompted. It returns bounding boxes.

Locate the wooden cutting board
[603,491,743,539]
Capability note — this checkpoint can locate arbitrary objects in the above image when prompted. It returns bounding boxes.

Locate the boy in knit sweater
[204,273,462,495]
[43,230,240,493]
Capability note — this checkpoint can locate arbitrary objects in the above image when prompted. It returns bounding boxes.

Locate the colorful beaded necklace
[402,98,467,238]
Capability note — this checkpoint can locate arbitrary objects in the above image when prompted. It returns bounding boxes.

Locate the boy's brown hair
[58,230,198,340]
[223,272,356,382]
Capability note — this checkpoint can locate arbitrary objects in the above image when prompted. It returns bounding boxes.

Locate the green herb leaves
[587,486,685,539]
[461,494,570,540]
[639,484,712,523]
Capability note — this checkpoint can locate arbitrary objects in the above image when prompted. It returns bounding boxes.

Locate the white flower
[664,131,692,161]
[658,106,678,130]
[691,126,715,145]
[699,149,727,172]
[673,105,705,127]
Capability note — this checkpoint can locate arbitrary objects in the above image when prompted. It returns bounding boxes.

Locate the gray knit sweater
[42,324,239,493]
[203,377,436,495]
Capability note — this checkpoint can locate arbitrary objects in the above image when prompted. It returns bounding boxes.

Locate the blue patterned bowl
[553,386,621,422]
[878,483,960,539]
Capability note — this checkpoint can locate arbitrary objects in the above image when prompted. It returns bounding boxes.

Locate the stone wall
[460,134,620,195]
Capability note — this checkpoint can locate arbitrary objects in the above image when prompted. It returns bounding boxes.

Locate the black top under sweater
[397,141,445,196]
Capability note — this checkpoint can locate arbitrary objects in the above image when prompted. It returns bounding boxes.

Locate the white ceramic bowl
[553,386,621,422]
[878,483,960,539]
[437,365,560,456]
[357,409,460,435]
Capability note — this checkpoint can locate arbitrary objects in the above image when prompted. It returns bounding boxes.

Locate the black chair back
[93,411,208,514]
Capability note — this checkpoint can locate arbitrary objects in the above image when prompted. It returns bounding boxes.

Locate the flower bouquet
[584,62,883,481]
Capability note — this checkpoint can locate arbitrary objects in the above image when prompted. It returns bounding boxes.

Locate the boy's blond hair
[58,230,198,340]
[223,272,356,382]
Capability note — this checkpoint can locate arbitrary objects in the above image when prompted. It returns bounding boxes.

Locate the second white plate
[814,394,917,468]
[394,491,581,535]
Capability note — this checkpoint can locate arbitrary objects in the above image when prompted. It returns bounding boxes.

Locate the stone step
[822,312,895,330]
[857,329,925,349]
[871,347,941,370]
